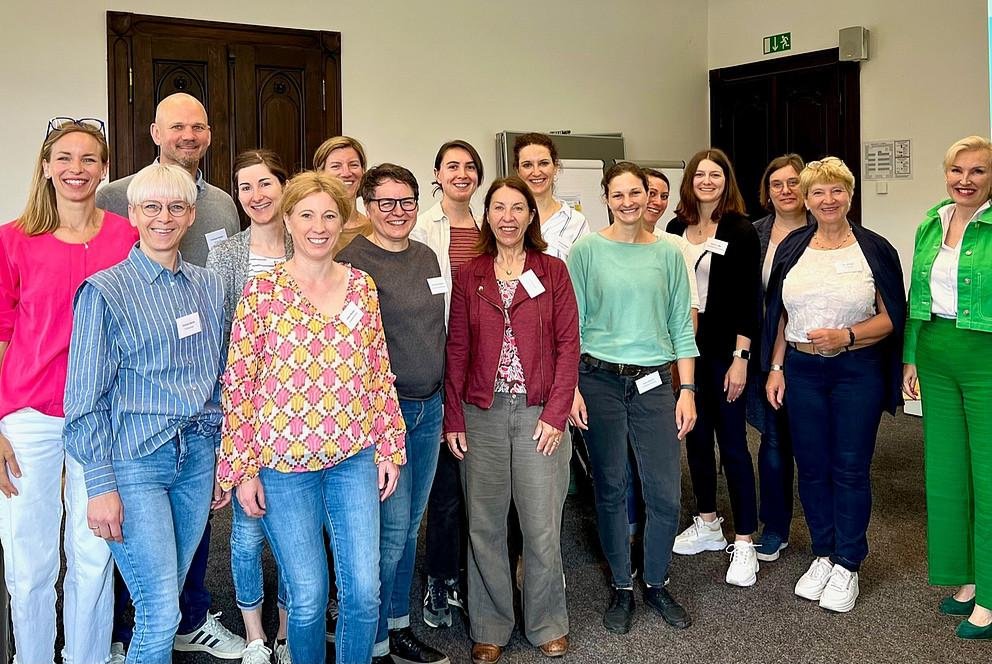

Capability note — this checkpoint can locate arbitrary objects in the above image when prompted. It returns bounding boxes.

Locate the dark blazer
[761,221,906,414]
[443,250,580,433]
[667,212,761,358]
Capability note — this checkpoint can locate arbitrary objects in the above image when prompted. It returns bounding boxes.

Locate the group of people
[0,89,989,664]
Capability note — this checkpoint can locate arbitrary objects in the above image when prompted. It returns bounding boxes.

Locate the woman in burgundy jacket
[444,176,579,663]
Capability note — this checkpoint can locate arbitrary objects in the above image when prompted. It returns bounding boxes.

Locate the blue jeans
[260,446,380,664]
[231,497,287,610]
[374,393,442,655]
[757,395,794,540]
[784,345,885,571]
[108,429,215,664]
[579,360,681,588]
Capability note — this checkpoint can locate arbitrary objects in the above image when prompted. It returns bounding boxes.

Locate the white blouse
[541,201,590,260]
[782,243,875,343]
[930,201,990,318]
[762,241,778,290]
[681,234,712,314]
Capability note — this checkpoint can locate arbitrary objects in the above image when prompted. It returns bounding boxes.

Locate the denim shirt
[904,199,992,363]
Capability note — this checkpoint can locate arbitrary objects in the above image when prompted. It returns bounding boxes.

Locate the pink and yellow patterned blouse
[217,264,406,490]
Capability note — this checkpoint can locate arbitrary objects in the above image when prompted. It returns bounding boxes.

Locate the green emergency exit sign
[763,32,792,54]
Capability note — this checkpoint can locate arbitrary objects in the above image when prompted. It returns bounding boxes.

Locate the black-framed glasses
[136,201,192,217]
[46,117,106,139]
[369,197,418,213]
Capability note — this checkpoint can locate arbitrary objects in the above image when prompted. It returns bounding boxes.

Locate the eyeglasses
[136,201,192,217]
[769,178,800,192]
[46,117,106,139]
[369,197,418,213]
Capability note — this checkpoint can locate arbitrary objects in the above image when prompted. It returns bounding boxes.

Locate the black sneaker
[603,587,635,634]
[442,577,465,612]
[423,576,452,628]
[389,627,449,664]
[644,586,691,629]
[326,609,337,643]
[372,656,396,664]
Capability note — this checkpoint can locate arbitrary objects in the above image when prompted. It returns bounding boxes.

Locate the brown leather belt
[789,341,847,357]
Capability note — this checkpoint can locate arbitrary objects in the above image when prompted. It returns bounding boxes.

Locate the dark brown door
[710,49,861,223]
[107,12,341,196]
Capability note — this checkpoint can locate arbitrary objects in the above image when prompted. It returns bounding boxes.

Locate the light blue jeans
[230,496,287,610]
[373,393,442,656]
[108,428,215,664]
[260,446,380,664]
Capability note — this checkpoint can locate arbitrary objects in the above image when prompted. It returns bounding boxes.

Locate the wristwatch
[679,383,697,393]
[770,364,784,372]
[732,348,751,360]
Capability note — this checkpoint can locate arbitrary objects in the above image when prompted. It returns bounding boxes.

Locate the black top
[667,212,761,358]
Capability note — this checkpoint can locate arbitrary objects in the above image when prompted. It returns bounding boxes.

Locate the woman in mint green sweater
[903,135,992,640]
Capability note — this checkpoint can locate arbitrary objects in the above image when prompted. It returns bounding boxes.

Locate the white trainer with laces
[109,641,126,664]
[725,541,759,587]
[794,557,835,601]
[673,516,728,555]
[240,639,272,664]
[273,639,292,664]
[818,564,860,613]
[174,611,247,658]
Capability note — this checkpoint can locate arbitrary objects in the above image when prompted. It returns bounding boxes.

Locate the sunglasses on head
[46,117,107,140]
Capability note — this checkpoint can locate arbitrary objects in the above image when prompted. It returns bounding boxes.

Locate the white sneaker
[725,541,759,587]
[818,565,860,613]
[673,516,728,555]
[240,639,272,664]
[110,642,126,664]
[273,639,292,664]
[794,557,835,600]
[174,611,247,658]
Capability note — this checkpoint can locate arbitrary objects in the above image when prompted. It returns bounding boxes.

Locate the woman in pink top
[0,118,138,664]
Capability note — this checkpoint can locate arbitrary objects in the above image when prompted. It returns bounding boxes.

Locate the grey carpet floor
[171,411,987,663]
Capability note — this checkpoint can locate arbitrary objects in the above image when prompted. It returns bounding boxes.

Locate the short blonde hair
[942,136,992,171]
[799,156,855,198]
[312,136,367,172]
[127,163,198,205]
[279,171,353,223]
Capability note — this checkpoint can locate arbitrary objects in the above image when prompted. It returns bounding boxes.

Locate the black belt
[581,354,670,378]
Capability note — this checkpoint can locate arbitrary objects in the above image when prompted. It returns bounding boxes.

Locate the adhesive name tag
[518,269,546,298]
[340,302,363,330]
[204,228,229,250]
[427,276,448,295]
[834,260,861,274]
[176,312,202,339]
[704,238,729,255]
[635,371,663,394]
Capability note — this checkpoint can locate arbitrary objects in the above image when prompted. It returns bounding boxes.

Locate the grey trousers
[461,394,570,646]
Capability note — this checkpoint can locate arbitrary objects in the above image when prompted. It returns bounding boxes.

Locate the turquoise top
[567,233,698,365]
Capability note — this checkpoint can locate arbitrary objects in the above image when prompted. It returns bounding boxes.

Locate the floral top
[494,279,527,394]
[217,263,406,490]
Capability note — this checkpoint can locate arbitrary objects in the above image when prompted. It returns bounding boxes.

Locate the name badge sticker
[518,269,546,298]
[635,371,663,394]
[704,238,729,256]
[204,228,229,250]
[427,276,449,295]
[176,312,202,339]
[835,260,861,274]
[340,302,363,330]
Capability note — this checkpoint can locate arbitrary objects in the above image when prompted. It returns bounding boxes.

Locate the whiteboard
[556,159,609,231]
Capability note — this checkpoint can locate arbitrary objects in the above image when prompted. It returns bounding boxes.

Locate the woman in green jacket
[903,135,992,640]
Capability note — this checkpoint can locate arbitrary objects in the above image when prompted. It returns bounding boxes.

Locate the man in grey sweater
[96,92,245,660]
[96,93,240,268]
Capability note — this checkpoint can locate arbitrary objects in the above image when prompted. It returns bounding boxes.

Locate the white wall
[708,0,991,278]
[0,0,709,221]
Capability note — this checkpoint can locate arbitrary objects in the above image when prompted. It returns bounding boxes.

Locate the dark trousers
[784,345,884,572]
[685,351,758,535]
[113,519,212,643]
[425,440,466,579]
[757,398,794,540]
[580,361,681,588]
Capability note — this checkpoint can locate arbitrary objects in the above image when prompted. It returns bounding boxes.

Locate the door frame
[106,11,342,181]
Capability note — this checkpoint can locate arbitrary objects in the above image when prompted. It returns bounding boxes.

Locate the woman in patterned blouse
[218,171,407,664]
[444,176,580,663]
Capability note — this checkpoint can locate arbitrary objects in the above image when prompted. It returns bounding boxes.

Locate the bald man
[96,93,244,660]
[97,93,240,267]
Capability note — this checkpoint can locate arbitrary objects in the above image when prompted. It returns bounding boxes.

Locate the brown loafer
[472,642,503,664]
[540,635,569,657]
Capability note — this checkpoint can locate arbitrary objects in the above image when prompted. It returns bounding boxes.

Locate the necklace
[495,253,523,277]
[813,226,852,250]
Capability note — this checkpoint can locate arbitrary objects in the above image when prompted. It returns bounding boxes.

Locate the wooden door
[710,49,861,224]
[107,12,341,197]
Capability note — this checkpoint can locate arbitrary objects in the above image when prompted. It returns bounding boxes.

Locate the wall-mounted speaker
[839,26,870,61]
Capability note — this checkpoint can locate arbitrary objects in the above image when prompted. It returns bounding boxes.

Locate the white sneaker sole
[755,542,789,562]
[819,590,859,613]
[794,583,828,601]
[726,562,759,587]
[673,538,728,555]
[173,642,244,659]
